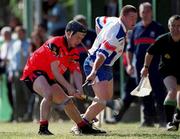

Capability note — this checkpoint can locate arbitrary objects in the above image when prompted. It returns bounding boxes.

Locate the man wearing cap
[20,20,105,135]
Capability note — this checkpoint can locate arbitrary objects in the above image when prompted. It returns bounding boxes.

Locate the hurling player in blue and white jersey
[82,5,137,127]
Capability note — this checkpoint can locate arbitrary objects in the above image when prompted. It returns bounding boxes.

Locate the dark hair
[65,20,87,35]
[120,5,137,16]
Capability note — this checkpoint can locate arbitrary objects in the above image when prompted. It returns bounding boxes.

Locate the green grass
[0,121,180,139]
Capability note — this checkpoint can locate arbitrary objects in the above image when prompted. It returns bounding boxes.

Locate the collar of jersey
[119,19,127,33]
[63,36,73,52]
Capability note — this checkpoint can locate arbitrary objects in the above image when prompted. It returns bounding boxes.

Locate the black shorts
[160,71,180,84]
[22,70,57,94]
[159,66,180,84]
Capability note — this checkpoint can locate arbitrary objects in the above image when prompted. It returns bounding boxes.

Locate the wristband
[144,65,149,69]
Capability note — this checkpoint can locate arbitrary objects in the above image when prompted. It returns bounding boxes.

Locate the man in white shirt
[71,5,137,134]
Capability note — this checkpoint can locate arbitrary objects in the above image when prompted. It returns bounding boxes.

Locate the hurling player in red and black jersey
[21,20,105,135]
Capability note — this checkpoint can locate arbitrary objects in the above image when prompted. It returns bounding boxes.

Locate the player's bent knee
[44,93,53,102]
[61,96,74,107]
[168,90,177,99]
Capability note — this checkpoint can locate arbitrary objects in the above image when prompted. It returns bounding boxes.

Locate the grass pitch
[0,121,180,139]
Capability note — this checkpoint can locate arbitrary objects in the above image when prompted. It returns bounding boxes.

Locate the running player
[71,5,138,134]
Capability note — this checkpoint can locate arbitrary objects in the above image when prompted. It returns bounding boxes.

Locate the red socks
[77,120,88,128]
[40,120,48,126]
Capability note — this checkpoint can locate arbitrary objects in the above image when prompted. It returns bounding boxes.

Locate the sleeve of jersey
[68,50,81,73]
[147,37,162,55]
[97,40,117,59]
[95,16,107,34]
[45,43,59,61]
[45,42,60,61]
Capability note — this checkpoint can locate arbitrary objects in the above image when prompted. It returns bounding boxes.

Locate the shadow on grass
[0,132,35,136]
[1,130,179,138]
[109,132,180,138]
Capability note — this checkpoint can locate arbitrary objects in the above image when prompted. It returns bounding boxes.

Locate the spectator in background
[141,15,180,131]
[44,0,67,36]
[29,31,44,55]
[34,23,48,42]
[0,26,15,121]
[104,0,118,17]
[126,2,166,127]
[8,16,22,39]
[11,26,31,122]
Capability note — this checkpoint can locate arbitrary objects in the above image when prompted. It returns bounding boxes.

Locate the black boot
[167,113,180,131]
[164,105,176,123]
[71,124,106,135]
[38,125,54,135]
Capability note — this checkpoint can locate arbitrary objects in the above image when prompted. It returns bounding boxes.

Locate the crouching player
[20,20,105,135]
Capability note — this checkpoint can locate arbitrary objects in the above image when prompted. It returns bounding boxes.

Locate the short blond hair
[120,5,137,16]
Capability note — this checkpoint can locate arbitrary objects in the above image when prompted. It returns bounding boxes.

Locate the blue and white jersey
[89,16,126,66]
[95,16,118,34]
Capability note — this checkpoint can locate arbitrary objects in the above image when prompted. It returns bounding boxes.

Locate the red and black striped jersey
[21,36,80,80]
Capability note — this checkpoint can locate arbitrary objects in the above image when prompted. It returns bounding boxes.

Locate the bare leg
[176,85,180,109]
[33,76,54,121]
[64,100,82,123]
[83,79,113,121]
[40,98,52,120]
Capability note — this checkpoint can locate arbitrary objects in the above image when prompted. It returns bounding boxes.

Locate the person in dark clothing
[126,2,167,127]
[141,15,180,131]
